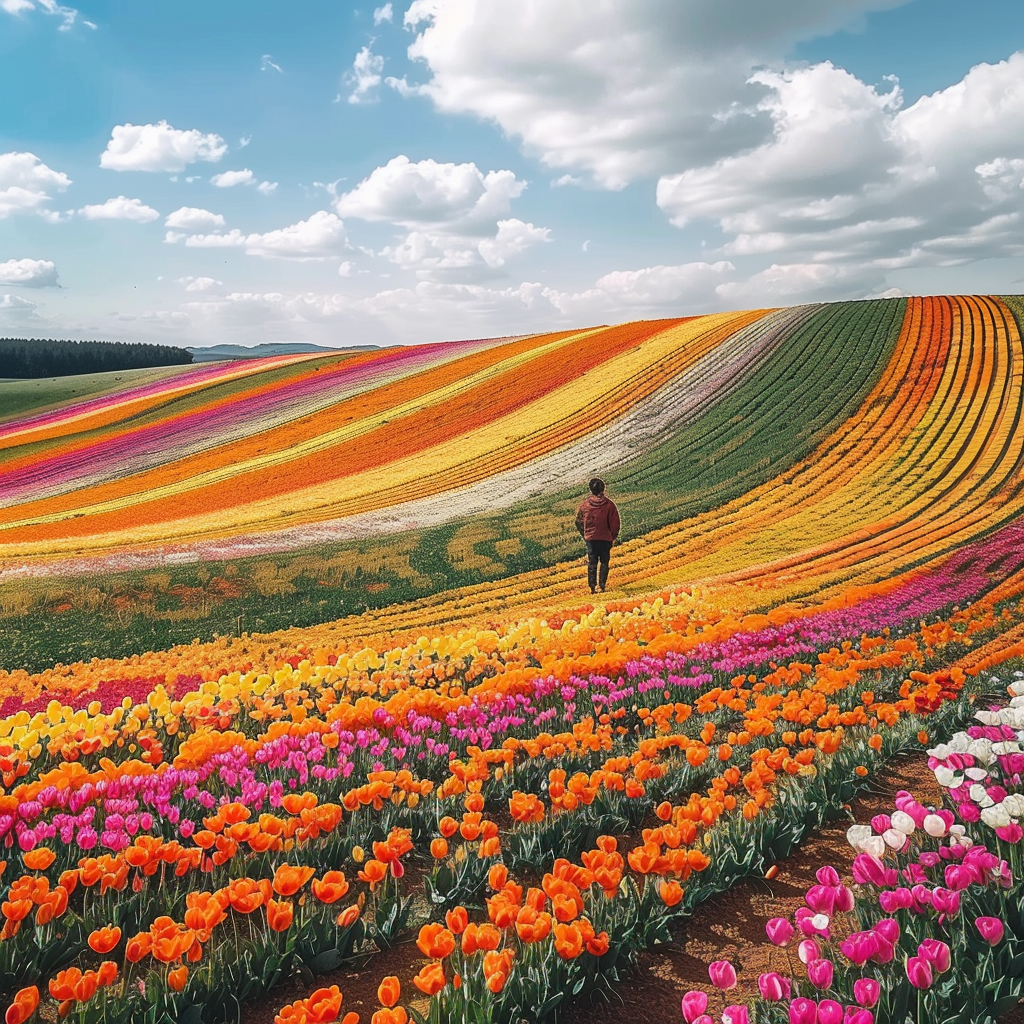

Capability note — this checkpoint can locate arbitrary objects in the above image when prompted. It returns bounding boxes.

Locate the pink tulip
[931,887,961,917]
[767,917,795,946]
[872,918,899,944]
[996,823,1024,843]
[722,1007,749,1024]
[853,978,880,1008]
[906,955,934,989]
[681,990,708,1023]
[918,939,950,973]
[789,997,818,1024]
[845,1011,874,1024]
[975,916,1005,945]
[798,939,821,964]
[758,972,791,1001]
[839,931,877,967]
[816,866,840,886]
[709,960,737,990]
[816,1000,843,1024]
[805,884,837,915]
[807,958,834,990]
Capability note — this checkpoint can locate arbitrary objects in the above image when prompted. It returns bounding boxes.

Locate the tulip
[722,1007,749,1024]
[975,916,1005,945]
[758,973,791,1001]
[918,939,950,973]
[906,955,934,989]
[681,990,708,1023]
[853,978,880,1008]
[872,918,900,944]
[789,997,818,1024]
[766,917,795,946]
[923,813,948,837]
[798,939,821,964]
[708,960,737,990]
[807,958,834,989]
[816,1000,843,1024]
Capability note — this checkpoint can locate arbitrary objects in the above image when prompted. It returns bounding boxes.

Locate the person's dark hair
[588,477,605,495]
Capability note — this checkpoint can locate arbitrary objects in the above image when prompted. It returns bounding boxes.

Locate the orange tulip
[378,976,401,1008]
[336,903,361,929]
[125,932,152,963]
[272,864,316,897]
[311,871,350,904]
[416,922,456,959]
[307,985,344,1023]
[168,966,188,992]
[97,961,118,987]
[23,848,55,871]
[438,816,458,838]
[430,838,449,860]
[358,859,388,889]
[371,1009,408,1024]
[87,925,122,954]
[412,962,446,996]
[445,905,468,935]
[266,899,294,932]
[4,986,39,1024]
[659,880,684,907]
[553,922,583,959]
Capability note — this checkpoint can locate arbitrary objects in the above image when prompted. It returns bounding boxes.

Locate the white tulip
[965,767,990,782]
[810,913,830,931]
[934,766,957,788]
[883,828,907,849]
[861,836,887,859]
[1002,794,1024,817]
[969,784,995,808]
[890,810,916,834]
[923,814,948,838]
[929,743,953,759]
[981,803,1012,829]
[847,824,872,851]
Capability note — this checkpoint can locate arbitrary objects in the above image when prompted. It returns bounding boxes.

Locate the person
[575,477,620,594]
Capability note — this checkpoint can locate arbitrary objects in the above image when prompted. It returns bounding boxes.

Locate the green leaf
[309,949,343,973]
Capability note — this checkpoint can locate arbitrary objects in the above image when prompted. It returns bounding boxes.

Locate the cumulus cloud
[0,293,41,320]
[373,3,393,24]
[337,155,525,227]
[345,45,385,104]
[399,0,908,189]
[100,121,227,173]
[0,258,59,287]
[164,206,226,231]
[257,180,279,195]
[656,54,1024,282]
[0,151,71,217]
[211,168,255,188]
[172,211,346,259]
[336,156,544,275]
[478,219,551,268]
[178,276,222,292]
[77,196,160,222]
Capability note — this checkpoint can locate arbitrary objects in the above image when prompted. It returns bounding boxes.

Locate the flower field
[3,296,1024,1023]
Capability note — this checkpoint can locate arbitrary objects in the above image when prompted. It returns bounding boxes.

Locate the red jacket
[575,494,620,542]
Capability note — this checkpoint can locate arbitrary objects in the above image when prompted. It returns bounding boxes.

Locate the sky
[2,0,1024,349]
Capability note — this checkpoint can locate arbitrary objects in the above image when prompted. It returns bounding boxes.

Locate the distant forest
[0,338,194,378]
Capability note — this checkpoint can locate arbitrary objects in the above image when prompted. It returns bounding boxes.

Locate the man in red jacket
[575,477,620,593]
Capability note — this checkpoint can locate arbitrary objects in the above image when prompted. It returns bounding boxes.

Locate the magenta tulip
[789,997,818,1024]
[722,1007,749,1024]
[758,972,791,1001]
[853,978,880,1008]
[767,917,795,946]
[906,955,934,989]
[975,916,1005,945]
[798,939,821,964]
[807,958,834,990]
[816,999,843,1024]
[708,960,737,990]
[918,939,950,973]
[681,990,708,1023]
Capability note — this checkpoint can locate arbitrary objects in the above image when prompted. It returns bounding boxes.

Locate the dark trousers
[585,540,612,591]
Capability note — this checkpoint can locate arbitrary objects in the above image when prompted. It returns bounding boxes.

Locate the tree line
[0,338,194,378]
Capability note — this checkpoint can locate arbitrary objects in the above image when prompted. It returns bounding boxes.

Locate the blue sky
[2,0,1023,348]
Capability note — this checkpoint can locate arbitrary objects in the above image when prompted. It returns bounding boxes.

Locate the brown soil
[240,754,1024,1024]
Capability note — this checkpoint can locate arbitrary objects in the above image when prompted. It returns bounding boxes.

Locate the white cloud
[1,0,94,31]
[478,218,551,267]
[336,155,525,228]
[261,54,283,73]
[338,261,355,277]
[400,0,908,189]
[164,206,226,231]
[655,54,1024,276]
[0,151,71,218]
[77,195,160,222]
[239,135,252,148]
[178,276,222,292]
[211,168,278,193]
[244,211,347,259]
[0,293,41,320]
[0,258,59,287]
[346,45,385,104]
[173,211,346,259]
[715,262,885,303]
[211,168,256,188]
[100,121,227,173]
[373,3,393,24]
